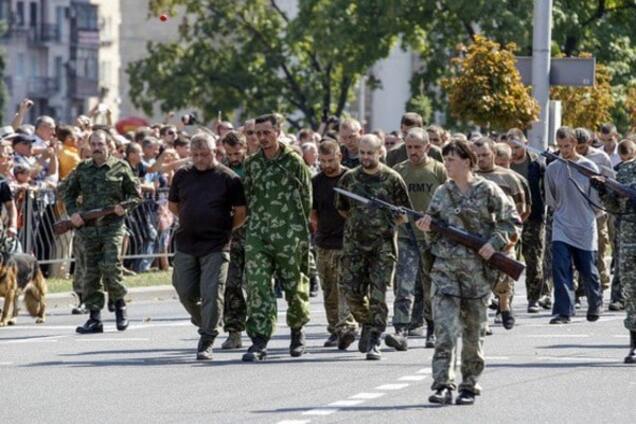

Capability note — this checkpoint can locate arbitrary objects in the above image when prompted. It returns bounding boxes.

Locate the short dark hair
[134,127,153,144]
[473,137,495,151]
[255,113,283,129]
[400,112,423,128]
[159,125,177,137]
[318,139,340,156]
[56,125,75,143]
[126,142,142,156]
[600,123,617,135]
[221,131,246,148]
[442,140,477,167]
[174,136,190,147]
[556,126,575,141]
[574,127,591,145]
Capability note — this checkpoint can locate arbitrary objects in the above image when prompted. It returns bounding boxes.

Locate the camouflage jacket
[336,164,411,252]
[243,142,312,239]
[601,158,636,251]
[62,155,142,226]
[426,176,521,259]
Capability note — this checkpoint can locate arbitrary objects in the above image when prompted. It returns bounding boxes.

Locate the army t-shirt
[393,158,447,241]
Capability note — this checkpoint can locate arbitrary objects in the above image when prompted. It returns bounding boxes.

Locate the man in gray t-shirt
[545,127,603,324]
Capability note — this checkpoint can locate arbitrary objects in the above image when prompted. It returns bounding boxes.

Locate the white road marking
[613,335,629,338]
[0,361,12,366]
[486,356,510,360]
[398,375,427,381]
[349,392,385,400]
[416,367,432,374]
[536,356,618,362]
[524,334,590,338]
[75,338,149,342]
[1,335,61,344]
[276,420,311,424]
[328,400,365,407]
[302,408,338,416]
[375,383,410,391]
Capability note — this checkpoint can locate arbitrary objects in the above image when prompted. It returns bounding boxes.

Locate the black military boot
[242,336,268,362]
[358,324,371,353]
[366,331,382,360]
[625,331,636,364]
[384,326,408,351]
[76,310,103,334]
[107,297,115,313]
[425,319,436,348]
[114,299,129,331]
[290,328,306,357]
[323,333,338,348]
[501,310,515,330]
[429,388,453,405]
[455,390,476,405]
[337,330,356,351]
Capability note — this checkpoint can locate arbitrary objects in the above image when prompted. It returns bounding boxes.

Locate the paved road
[1,285,634,424]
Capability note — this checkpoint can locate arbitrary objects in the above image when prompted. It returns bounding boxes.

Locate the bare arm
[11,99,33,130]
[232,206,247,230]
[309,209,318,233]
[168,201,179,216]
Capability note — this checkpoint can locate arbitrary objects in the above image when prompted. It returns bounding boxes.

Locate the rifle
[54,200,137,235]
[516,140,636,203]
[334,187,525,281]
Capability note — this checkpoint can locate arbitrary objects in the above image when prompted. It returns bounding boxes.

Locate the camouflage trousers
[223,237,246,333]
[610,217,624,303]
[77,224,127,311]
[72,233,86,295]
[392,238,433,328]
[620,245,636,331]
[315,247,356,335]
[341,241,396,335]
[430,257,490,394]
[522,220,547,302]
[244,233,310,340]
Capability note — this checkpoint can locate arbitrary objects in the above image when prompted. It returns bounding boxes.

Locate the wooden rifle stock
[362,194,525,281]
[428,220,525,280]
[53,200,137,235]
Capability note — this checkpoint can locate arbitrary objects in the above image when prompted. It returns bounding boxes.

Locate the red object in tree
[159,14,168,21]
[115,116,149,135]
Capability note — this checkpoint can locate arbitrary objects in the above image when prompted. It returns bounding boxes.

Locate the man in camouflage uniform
[386,128,447,351]
[594,158,636,363]
[507,129,549,313]
[63,130,141,334]
[336,134,412,360]
[220,131,248,350]
[241,114,312,361]
[474,137,527,330]
[417,140,521,405]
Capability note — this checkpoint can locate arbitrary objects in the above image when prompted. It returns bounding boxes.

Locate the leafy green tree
[443,36,539,131]
[402,0,636,131]
[129,0,408,129]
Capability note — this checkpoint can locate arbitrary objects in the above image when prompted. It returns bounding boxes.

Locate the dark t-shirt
[0,180,13,204]
[169,164,246,256]
[312,168,347,249]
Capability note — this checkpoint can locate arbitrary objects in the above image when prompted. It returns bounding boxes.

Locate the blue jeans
[552,241,602,317]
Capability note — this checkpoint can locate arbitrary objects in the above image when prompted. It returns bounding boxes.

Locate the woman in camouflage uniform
[416,140,521,405]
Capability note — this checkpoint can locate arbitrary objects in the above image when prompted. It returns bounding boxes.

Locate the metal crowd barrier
[14,187,176,277]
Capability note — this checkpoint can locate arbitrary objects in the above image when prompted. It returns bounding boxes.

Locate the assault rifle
[334,188,525,281]
[514,140,636,203]
[53,200,137,235]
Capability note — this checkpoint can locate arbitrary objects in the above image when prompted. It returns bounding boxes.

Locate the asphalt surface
[1,283,634,424]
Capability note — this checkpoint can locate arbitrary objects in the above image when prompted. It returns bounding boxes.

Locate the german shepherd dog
[0,252,47,326]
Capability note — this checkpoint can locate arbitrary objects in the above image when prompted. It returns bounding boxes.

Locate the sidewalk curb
[47,285,178,308]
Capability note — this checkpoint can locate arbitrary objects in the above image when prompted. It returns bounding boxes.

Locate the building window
[75,3,98,30]
[55,56,64,88]
[16,1,25,26]
[16,53,25,77]
[78,48,98,80]
[29,1,37,27]
[0,0,9,21]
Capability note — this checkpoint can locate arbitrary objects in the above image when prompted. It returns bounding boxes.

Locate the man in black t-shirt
[168,134,247,360]
[0,178,17,252]
[310,139,357,350]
